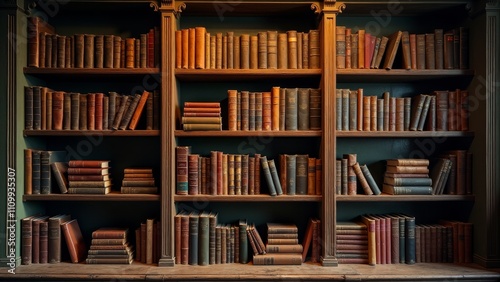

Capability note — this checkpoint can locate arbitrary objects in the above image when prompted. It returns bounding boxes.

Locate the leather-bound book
[460,90,469,131]
[370,96,377,131]
[298,88,310,130]
[261,156,277,196]
[60,219,86,263]
[287,30,298,69]
[249,92,256,130]
[120,93,141,130]
[128,91,150,130]
[27,16,55,67]
[308,29,320,69]
[94,93,104,130]
[364,32,375,69]
[309,88,321,130]
[267,31,278,69]
[250,35,258,69]
[296,32,303,69]
[226,31,234,69]
[77,94,86,130]
[181,29,189,69]
[396,97,405,131]
[349,89,358,131]
[195,27,206,69]
[148,28,155,67]
[113,36,121,68]
[103,35,114,68]
[45,34,53,68]
[102,96,109,130]
[268,159,283,195]
[271,87,280,131]
[357,30,365,68]
[73,34,84,68]
[416,34,426,69]
[286,154,297,195]
[240,90,249,131]
[134,37,140,68]
[222,35,227,69]
[51,91,64,130]
[425,33,435,69]
[93,35,103,68]
[248,156,255,194]
[233,35,240,69]
[434,29,444,69]
[409,34,417,69]
[401,31,411,70]
[302,32,309,69]
[443,32,454,69]
[45,90,52,130]
[241,154,249,195]
[370,37,381,69]
[345,28,351,68]
[125,38,135,68]
[176,146,191,195]
[66,36,73,68]
[262,91,272,131]
[448,90,457,131]
[227,89,237,131]
[210,151,218,195]
[351,33,358,69]
[307,157,316,195]
[38,32,47,68]
[111,95,129,130]
[285,88,298,130]
[382,91,390,131]
[63,93,71,130]
[215,33,222,69]
[277,32,288,69]
[234,154,242,195]
[25,87,34,130]
[382,30,402,70]
[209,35,216,69]
[187,28,195,69]
[51,35,57,68]
[343,154,357,195]
[57,35,66,68]
[254,153,261,194]
[240,34,250,69]
[175,30,182,68]
[459,27,469,69]
[205,32,211,69]
[84,34,95,68]
[86,93,96,130]
[279,88,286,130]
[377,98,384,131]
[258,31,267,69]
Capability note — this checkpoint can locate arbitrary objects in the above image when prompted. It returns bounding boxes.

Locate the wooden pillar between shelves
[320,0,344,267]
[159,0,176,267]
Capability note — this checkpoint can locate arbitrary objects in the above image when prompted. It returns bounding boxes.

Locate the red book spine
[87,93,96,130]
[94,93,104,130]
[188,154,199,195]
[148,29,155,68]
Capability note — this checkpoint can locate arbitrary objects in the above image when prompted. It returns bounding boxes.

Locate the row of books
[175,147,322,196]
[227,88,321,131]
[21,214,83,265]
[336,154,381,196]
[336,89,469,132]
[340,214,473,265]
[24,87,160,131]
[382,159,433,195]
[28,16,160,68]
[121,168,158,194]
[24,149,69,195]
[336,27,468,70]
[175,28,320,70]
[181,102,222,131]
[87,227,134,264]
[133,219,161,264]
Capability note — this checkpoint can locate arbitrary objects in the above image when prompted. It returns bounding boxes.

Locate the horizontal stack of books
[252,223,302,265]
[383,159,432,195]
[336,221,369,264]
[86,227,134,264]
[182,102,222,131]
[120,167,157,194]
[67,160,112,194]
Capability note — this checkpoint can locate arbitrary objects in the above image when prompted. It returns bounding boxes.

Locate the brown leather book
[240,34,250,69]
[401,31,411,70]
[61,219,87,263]
[232,35,240,69]
[111,95,130,130]
[277,33,288,69]
[307,157,316,195]
[396,97,405,131]
[134,36,140,68]
[241,154,249,195]
[215,33,222,69]
[128,91,150,130]
[69,160,110,168]
[102,35,113,68]
[250,35,258,69]
[415,34,426,69]
[63,92,71,130]
[254,153,261,194]
[370,96,377,131]
[210,151,218,195]
[234,154,242,195]
[51,91,64,130]
[38,32,47,68]
[187,28,195,69]
[92,228,128,240]
[262,91,272,131]
[364,32,375,69]
[195,27,206,69]
[187,154,199,195]
[308,29,320,69]
[302,33,309,69]
[227,89,238,131]
[370,37,381,69]
[298,88,310,130]
[382,30,402,70]
[345,28,352,69]
[363,96,371,131]
[125,38,135,68]
[113,36,121,68]
[45,34,53,68]
[271,87,280,131]
[267,31,278,69]
[22,215,37,265]
[181,29,189,69]
[425,33,435,69]
[94,93,103,130]
[175,30,182,68]
[73,34,84,68]
[357,30,365,69]
[257,32,267,69]
[222,34,227,69]
[249,92,256,130]
[205,32,211,69]
[287,30,298,69]
[240,90,249,130]
[83,34,95,68]
[409,33,417,69]
[227,31,234,69]
[27,16,55,68]
[309,88,321,130]
[57,35,66,68]
[86,93,96,130]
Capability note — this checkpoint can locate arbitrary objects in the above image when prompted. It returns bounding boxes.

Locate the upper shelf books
[336,26,469,70]
[175,27,320,70]
[27,16,159,69]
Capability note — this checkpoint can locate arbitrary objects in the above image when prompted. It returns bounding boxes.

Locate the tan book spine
[87,93,95,130]
[262,91,272,131]
[240,34,250,69]
[345,28,352,69]
[129,91,150,130]
[228,89,238,131]
[271,86,280,131]
[181,29,189,69]
[277,33,288,69]
[233,35,240,69]
[195,27,206,69]
[226,31,234,69]
[188,28,195,69]
[258,32,267,69]
[267,31,278,69]
[84,34,95,68]
[222,34,227,69]
[336,26,346,69]
[52,91,64,130]
[302,33,309,69]
[210,35,216,69]
[357,30,365,69]
[205,32,211,69]
[307,157,316,195]
[363,96,371,131]
[113,36,121,68]
[104,35,114,68]
[215,33,222,69]
[125,38,135,68]
[308,30,320,69]
[287,30,297,69]
[222,154,228,195]
[370,96,377,131]
[297,32,303,69]
[250,35,258,69]
[74,34,84,68]
[57,35,66,68]
[39,32,46,68]
[356,88,363,131]
[94,35,104,68]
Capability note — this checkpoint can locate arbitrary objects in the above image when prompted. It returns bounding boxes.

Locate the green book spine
[297,88,310,130]
[285,88,298,130]
[286,154,297,195]
[296,154,308,195]
[198,212,209,265]
[360,164,381,195]
[268,159,283,195]
[261,156,277,196]
[239,220,248,264]
[189,212,199,265]
[405,216,416,264]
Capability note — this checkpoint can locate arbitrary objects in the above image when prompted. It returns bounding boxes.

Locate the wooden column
[159,0,176,267]
[320,0,344,267]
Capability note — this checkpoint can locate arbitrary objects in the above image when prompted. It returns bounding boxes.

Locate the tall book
[61,219,87,263]
[382,31,402,70]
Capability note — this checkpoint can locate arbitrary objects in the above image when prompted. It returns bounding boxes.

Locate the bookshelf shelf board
[23,130,160,137]
[175,69,322,81]
[23,192,160,202]
[337,194,475,202]
[174,130,322,137]
[174,195,322,202]
[337,69,475,82]
[336,131,474,138]
[23,67,160,77]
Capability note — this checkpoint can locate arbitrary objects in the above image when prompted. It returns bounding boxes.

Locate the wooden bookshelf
[336,194,475,202]
[174,130,322,137]
[23,67,160,76]
[22,191,160,201]
[175,194,322,202]
[337,69,474,82]
[336,131,475,138]
[23,130,160,137]
[175,68,322,81]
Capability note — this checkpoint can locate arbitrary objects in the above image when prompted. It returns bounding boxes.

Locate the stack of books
[67,160,112,194]
[336,221,369,264]
[182,102,222,131]
[252,223,302,265]
[86,227,134,264]
[383,159,432,195]
[120,168,157,194]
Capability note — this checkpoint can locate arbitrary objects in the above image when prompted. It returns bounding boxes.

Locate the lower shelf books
[87,227,134,264]
[134,218,160,264]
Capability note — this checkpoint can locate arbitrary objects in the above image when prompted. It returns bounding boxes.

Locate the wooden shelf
[175,68,322,81]
[175,130,321,137]
[23,192,160,201]
[175,194,322,202]
[23,130,160,137]
[5,262,500,281]
[23,67,160,77]
[337,69,474,82]
[336,131,474,138]
[337,194,475,202]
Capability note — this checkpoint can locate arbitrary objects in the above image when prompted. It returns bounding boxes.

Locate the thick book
[40,151,68,194]
[27,16,55,67]
[382,184,433,195]
[261,156,277,196]
[382,31,402,70]
[51,162,69,194]
[128,91,150,130]
[61,219,87,263]
[252,253,302,265]
[48,214,71,264]
[360,164,381,195]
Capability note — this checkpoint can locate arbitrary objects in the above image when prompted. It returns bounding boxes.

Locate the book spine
[176,146,190,195]
[261,156,277,196]
[195,27,206,69]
